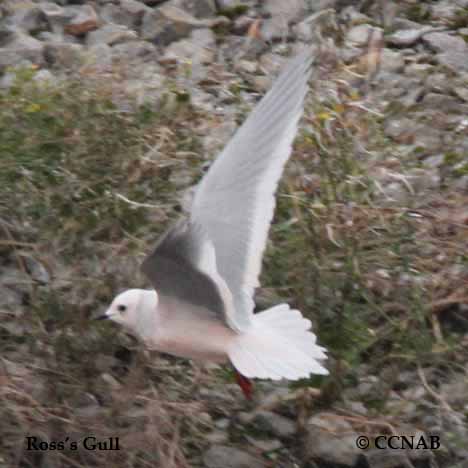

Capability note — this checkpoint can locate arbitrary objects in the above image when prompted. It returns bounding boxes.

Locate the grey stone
[459,27,468,40]
[4,2,47,34]
[437,51,468,74]
[402,385,426,400]
[405,63,433,77]
[100,0,150,29]
[100,372,121,389]
[111,41,157,63]
[399,86,425,108]
[252,75,271,92]
[232,15,254,35]
[35,31,66,43]
[131,63,165,82]
[415,125,445,152]
[423,32,467,54]
[422,93,462,113]
[380,0,398,30]
[425,72,451,93]
[346,24,377,47]
[259,18,289,42]
[164,34,214,76]
[76,392,99,409]
[38,2,64,17]
[205,431,229,444]
[233,59,257,74]
[22,256,50,284]
[252,411,296,438]
[454,86,468,102]
[263,0,306,26]
[392,18,422,30]
[339,6,371,26]
[2,358,29,378]
[309,0,337,13]
[163,28,215,69]
[33,69,56,84]
[407,168,440,192]
[384,118,417,144]
[430,0,466,23]
[346,401,368,415]
[454,175,468,191]
[170,0,217,18]
[294,18,315,42]
[440,374,468,407]
[203,445,266,468]
[214,417,230,430]
[364,446,433,468]
[190,89,215,114]
[422,154,445,169]
[191,27,216,48]
[1,320,25,337]
[121,74,166,106]
[355,375,380,395]
[247,437,282,452]
[305,412,360,465]
[385,396,417,415]
[233,36,268,61]
[198,411,213,425]
[169,164,195,188]
[0,282,23,309]
[380,48,405,73]
[340,46,362,64]
[0,71,16,89]
[0,270,30,310]
[82,44,113,72]
[0,28,21,48]
[44,42,84,69]
[217,0,252,11]
[387,28,430,47]
[38,2,68,34]
[86,24,137,47]
[0,32,44,72]
[258,52,287,76]
[141,4,209,45]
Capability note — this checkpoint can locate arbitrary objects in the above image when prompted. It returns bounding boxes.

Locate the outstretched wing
[141,219,237,327]
[190,50,315,332]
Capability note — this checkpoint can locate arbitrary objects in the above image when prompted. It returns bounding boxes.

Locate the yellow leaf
[317,111,331,121]
[25,103,41,113]
[333,103,345,114]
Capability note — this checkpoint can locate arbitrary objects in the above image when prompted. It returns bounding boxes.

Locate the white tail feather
[228,304,328,380]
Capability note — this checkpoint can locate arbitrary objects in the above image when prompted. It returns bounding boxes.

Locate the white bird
[97,50,328,399]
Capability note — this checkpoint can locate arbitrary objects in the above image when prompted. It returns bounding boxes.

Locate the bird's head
[96,289,149,328]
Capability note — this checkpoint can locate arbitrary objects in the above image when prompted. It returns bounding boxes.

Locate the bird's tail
[227,304,328,380]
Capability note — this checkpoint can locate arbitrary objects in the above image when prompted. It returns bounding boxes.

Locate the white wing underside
[190,51,314,332]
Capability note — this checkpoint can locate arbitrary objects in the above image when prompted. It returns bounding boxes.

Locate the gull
[96,50,328,399]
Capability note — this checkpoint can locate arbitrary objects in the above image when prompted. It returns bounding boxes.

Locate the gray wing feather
[141,219,226,322]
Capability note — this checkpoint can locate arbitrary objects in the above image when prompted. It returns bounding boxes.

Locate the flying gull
[96,50,328,399]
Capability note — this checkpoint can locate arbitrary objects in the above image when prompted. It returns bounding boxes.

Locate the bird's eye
[117,304,127,313]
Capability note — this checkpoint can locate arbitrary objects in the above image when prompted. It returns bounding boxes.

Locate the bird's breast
[146,300,236,363]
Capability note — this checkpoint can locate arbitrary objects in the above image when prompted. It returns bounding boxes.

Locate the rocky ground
[1,0,468,467]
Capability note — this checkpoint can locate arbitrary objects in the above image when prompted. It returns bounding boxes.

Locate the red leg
[234,370,253,400]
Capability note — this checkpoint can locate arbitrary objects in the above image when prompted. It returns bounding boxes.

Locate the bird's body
[139,291,235,363]
[99,50,329,397]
